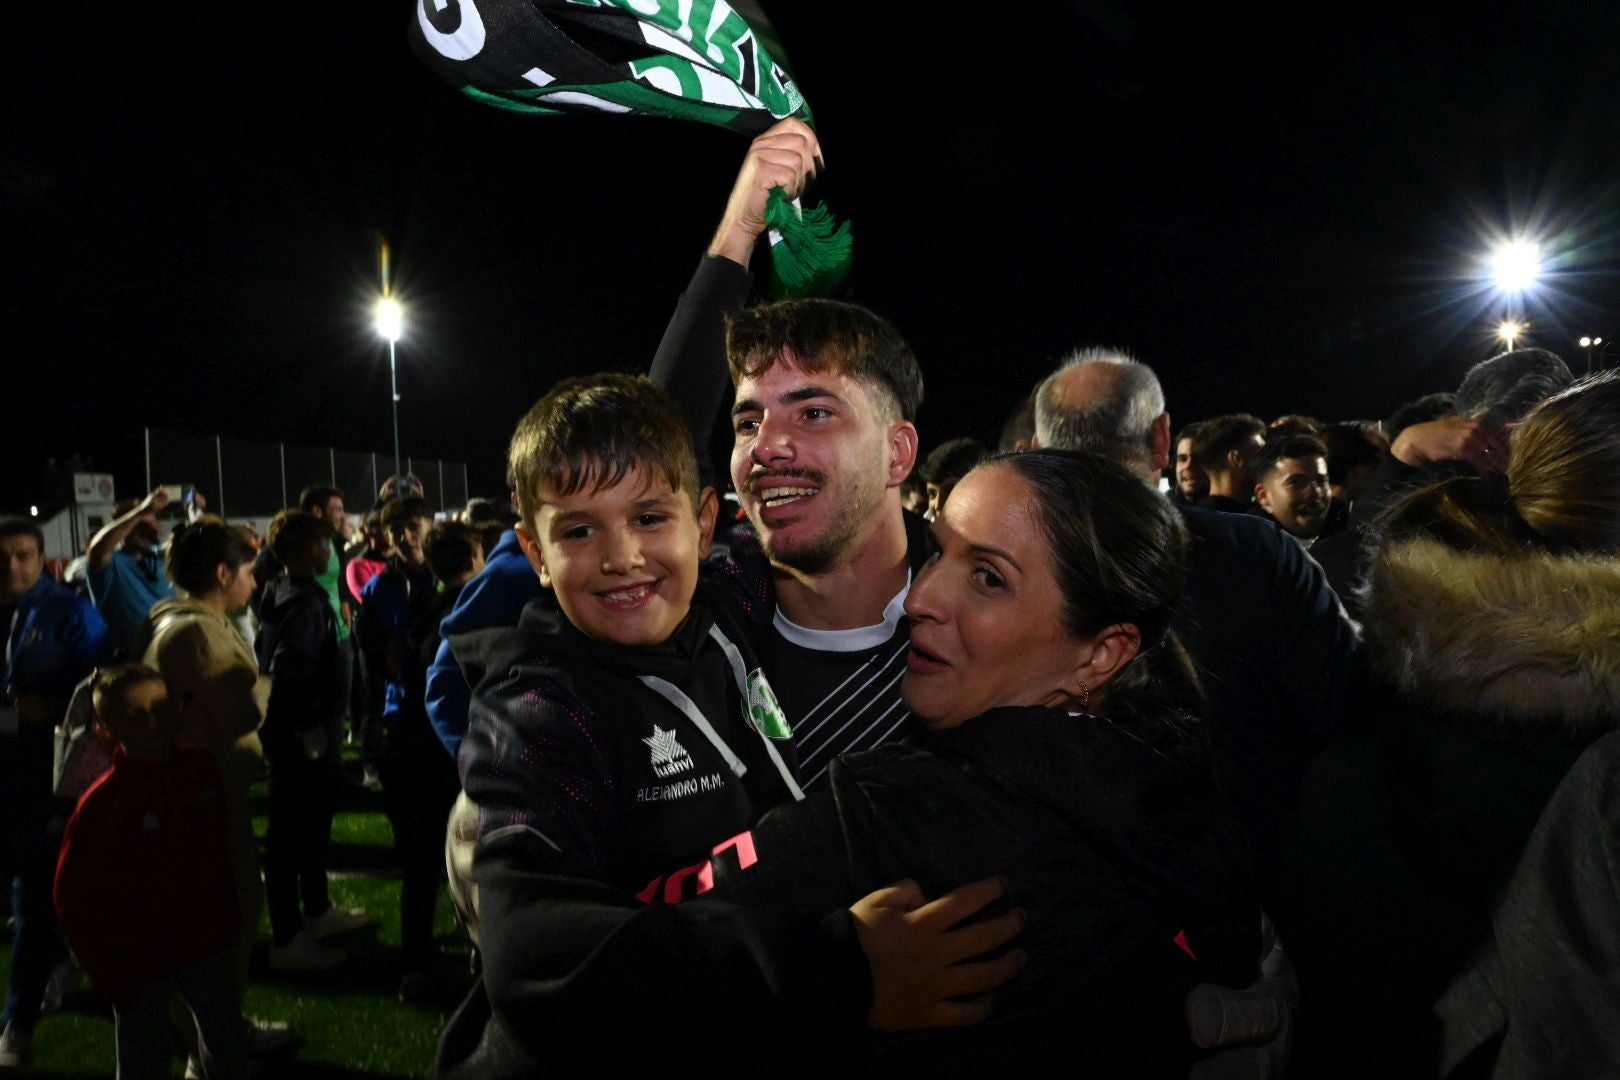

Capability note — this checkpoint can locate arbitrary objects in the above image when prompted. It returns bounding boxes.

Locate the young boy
[439,374,815,1072]
[255,510,366,972]
[53,666,247,1080]
[356,498,461,1002]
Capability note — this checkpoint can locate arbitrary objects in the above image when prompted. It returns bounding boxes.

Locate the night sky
[7,1,1619,514]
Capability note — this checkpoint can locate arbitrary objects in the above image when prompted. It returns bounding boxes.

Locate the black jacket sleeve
[472,827,869,1065]
[646,254,753,483]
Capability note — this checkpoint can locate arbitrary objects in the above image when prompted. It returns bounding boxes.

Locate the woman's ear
[514,522,551,588]
[695,487,720,560]
[214,561,233,591]
[1067,622,1142,698]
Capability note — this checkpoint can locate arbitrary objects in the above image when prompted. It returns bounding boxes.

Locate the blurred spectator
[1173,420,1209,505]
[1192,414,1266,514]
[87,489,177,657]
[0,516,108,1071]
[256,512,363,973]
[1251,435,1333,544]
[920,437,987,519]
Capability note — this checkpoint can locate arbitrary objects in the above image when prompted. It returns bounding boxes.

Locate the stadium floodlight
[375,297,405,481]
[1497,320,1524,350]
[1487,240,1542,295]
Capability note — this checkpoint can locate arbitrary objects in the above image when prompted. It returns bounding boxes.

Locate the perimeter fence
[143,428,470,519]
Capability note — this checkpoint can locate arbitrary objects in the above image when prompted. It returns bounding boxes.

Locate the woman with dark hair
[1288,370,1620,1076]
[462,450,1256,1075]
[136,516,288,1054]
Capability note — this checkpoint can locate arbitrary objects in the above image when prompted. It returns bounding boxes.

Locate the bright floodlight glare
[1488,240,1542,293]
[1497,320,1523,347]
[29,506,38,517]
[375,297,404,343]
[1581,336,1593,348]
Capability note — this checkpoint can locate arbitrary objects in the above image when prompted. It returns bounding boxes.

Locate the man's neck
[1205,472,1245,500]
[772,508,911,631]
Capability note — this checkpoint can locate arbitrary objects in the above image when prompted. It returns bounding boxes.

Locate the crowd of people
[3,117,1617,1078]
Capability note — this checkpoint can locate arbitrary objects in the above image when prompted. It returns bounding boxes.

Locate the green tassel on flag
[765,187,853,298]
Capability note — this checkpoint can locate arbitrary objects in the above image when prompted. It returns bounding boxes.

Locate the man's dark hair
[1455,348,1574,425]
[0,516,45,556]
[1253,434,1330,485]
[298,485,344,514]
[901,473,926,505]
[507,373,700,533]
[267,509,331,567]
[1384,392,1457,440]
[1193,414,1266,474]
[1320,423,1383,486]
[1175,420,1207,448]
[424,521,482,583]
[381,495,433,530]
[464,497,516,527]
[1268,414,1324,439]
[998,394,1037,453]
[922,438,988,486]
[727,299,925,422]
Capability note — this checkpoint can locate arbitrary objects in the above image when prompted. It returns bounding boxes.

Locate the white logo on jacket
[643,725,693,778]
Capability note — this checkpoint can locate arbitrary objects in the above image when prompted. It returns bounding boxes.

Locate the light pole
[1580,335,1604,374]
[375,297,404,484]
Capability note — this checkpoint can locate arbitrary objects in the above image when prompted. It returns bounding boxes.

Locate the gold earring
[1080,681,1091,713]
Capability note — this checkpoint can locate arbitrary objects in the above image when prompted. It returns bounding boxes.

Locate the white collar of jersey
[772,573,911,653]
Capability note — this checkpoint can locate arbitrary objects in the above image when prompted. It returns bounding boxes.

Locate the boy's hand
[851,875,1026,1032]
[708,117,822,269]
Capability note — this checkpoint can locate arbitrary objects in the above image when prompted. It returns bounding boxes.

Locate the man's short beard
[753,472,884,578]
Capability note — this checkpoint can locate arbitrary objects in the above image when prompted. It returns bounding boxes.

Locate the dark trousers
[114,949,246,1080]
[0,724,68,1033]
[262,722,342,946]
[380,723,460,968]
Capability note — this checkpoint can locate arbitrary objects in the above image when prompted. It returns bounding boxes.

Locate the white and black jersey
[708,511,932,789]
[767,591,913,788]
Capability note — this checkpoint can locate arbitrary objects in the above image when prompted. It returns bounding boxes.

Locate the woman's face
[902,464,1091,729]
[222,560,257,613]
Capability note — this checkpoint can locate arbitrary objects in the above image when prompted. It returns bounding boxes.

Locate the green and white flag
[410,0,850,295]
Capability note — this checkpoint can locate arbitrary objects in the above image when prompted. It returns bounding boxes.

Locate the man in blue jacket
[0,516,109,1071]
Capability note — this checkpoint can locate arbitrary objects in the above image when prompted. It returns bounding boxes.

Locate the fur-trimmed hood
[1364,537,1620,733]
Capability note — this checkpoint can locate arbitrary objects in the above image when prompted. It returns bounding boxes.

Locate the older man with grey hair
[1033,349,1168,474]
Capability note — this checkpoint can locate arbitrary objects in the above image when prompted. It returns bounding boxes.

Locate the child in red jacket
[53,666,247,1079]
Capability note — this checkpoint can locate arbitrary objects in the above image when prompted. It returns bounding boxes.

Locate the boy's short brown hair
[726,299,924,422]
[380,495,433,530]
[91,664,166,738]
[507,374,700,531]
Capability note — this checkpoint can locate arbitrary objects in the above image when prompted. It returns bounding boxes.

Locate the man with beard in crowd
[1251,435,1333,546]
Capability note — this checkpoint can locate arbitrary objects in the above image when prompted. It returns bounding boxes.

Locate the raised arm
[648,119,822,470]
[88,487,168,572]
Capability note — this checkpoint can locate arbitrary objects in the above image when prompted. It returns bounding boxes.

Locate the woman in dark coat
[1287,370,1620,1077]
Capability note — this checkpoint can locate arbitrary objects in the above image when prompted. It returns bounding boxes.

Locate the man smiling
[719,299,927,787]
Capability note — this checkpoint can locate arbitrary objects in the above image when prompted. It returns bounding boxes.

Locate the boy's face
[104,679,180,760]
[390,515,429,567]
[518,465,717,649]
